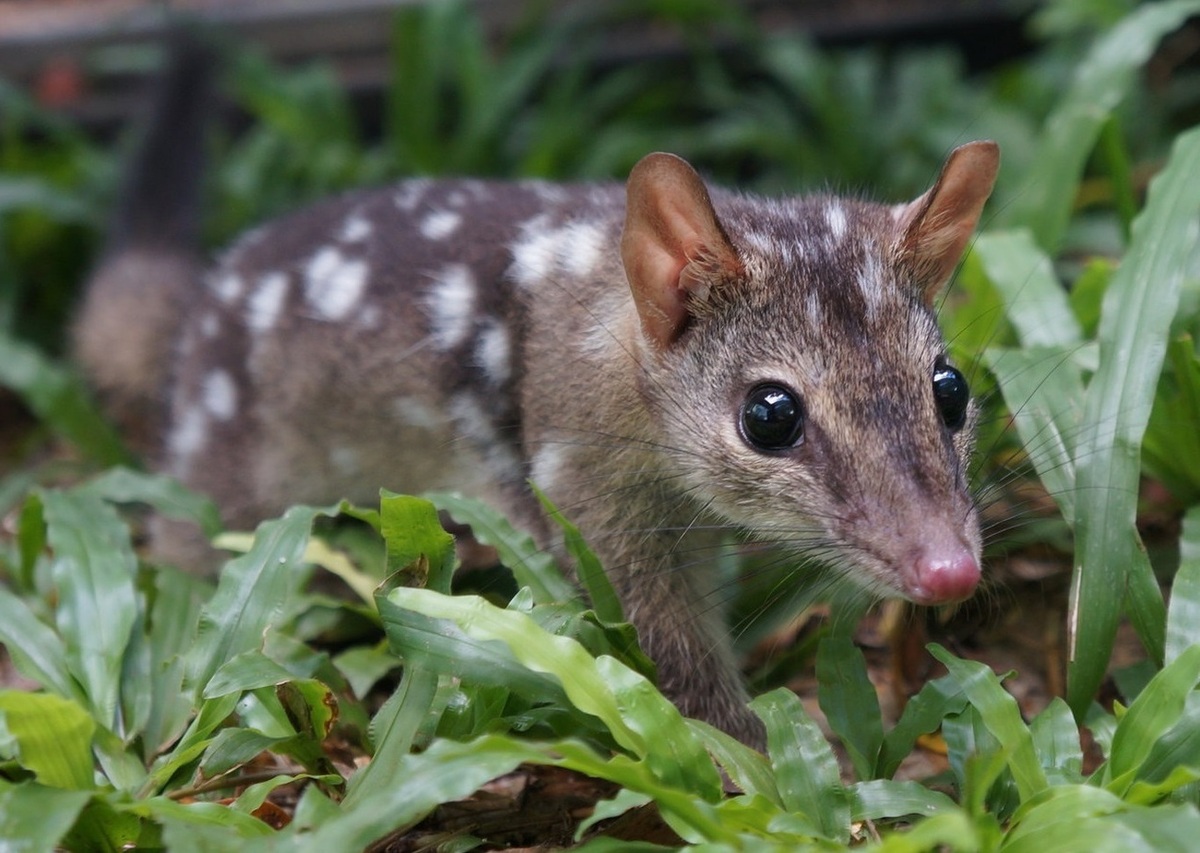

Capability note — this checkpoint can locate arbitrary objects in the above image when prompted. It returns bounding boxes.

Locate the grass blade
[1000,0,1200,251]
[1066,125,1200,716]
[1165,505,1200,664]
[974,230,1081,348]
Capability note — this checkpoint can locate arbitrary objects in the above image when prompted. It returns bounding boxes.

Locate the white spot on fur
[741,231,775,257]
[391,395,443,430]
[203,370,237,421]
[562,221,606,278]
[510,216,560,289]
[857,242,884,317]
[394,180,431,212]
[530,444,568,492]
[201,313,220,338]
[446,190,467,207]
[825,204,847,242]
[340,212,372,242]
[211,272,244,304]
[426,264,477,350]
[305,247,368,321]
[247,272,289,332]
[421,210,462,241]
[330,446,361,477]
[476,321,512,385]
[169,405,208,461]
[805,292,822,328]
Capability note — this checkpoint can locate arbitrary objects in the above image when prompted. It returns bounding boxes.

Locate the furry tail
[73,26,217,454]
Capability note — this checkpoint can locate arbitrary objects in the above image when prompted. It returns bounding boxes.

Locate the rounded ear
[620,153,743,349]
[893,141,1000,305]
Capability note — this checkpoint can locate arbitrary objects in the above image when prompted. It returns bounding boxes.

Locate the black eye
[741,384,804,451]
[932,363,969,430]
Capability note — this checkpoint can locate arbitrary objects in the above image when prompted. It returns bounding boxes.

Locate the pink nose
[910,548,980,604]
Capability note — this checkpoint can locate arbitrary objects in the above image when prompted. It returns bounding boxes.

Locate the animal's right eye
[932,362,969,431]
[740,384,805,452]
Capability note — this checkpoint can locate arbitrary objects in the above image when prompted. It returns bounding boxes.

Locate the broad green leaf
[1143,337,1200,505]
[1166,508,1200,664]
[872,809,979,853]
[849,778,956,821]
[428,491,577,604]
[982,344,1090,525]
[187,506,325,694]
[380,492,456,589]
[1003,786,1152,852]
[688,719,781,806]
[0,780,92,852]
[385,587,721,798]
[751,688,850,842]
[42,488,139,730]
[0,584,74,699]
[332,643,399,699]
[974,230,1082,348]
[1028,698,1083,782]
[342,665,438,808]
[1104,644,1200,795]
[816,632,883,781]
[1000,0,1200,250]
[379,587,569,702]
[0,692,95,790]
[1113,803,1200,849]
[878,674,967,779]
[199,727,291,779]
[1067,125,1200,717]
[534,484,622,622]
[137,796,276,841]
[204,650,296,699]
[79,468,221,538]
[0,334,130,465]
[140,567,209,757]
[931,647,1047,802]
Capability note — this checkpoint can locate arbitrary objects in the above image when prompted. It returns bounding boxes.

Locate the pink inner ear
[896,141,1000,304]
[621,152,741,350]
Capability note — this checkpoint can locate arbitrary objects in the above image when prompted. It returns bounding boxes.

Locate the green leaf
[343,665,439,808]
[428,491,577,604]
[930,646,1047,802]
[187,506,325,694]
[974,230,1082,348]
[687,719,781,806]
[1166,506,1200,663]
[0,334,130,465]
[816,632,883,781]
[1067,124,1200,717]
[384,587,722,798]
[42,488,139,730]
[534,484,622,622]
[878,674,967,779]
[1103,644,1200,795]
[332,643,400,699]
[0,780,93,852]
[0,584,74,699]
[1002,785,1135,853]
[79,468,222,538]
[380,492,456,589]
[849,778,956,821]
[0,692,95,790]
[1000,0,1200,251]
[1143,337,1200,504]
[982,344,1091,525]
[751,688,850,842]
[1028,698,1083,782]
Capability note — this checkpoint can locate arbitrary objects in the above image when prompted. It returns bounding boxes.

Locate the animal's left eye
[932,362,969,431]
